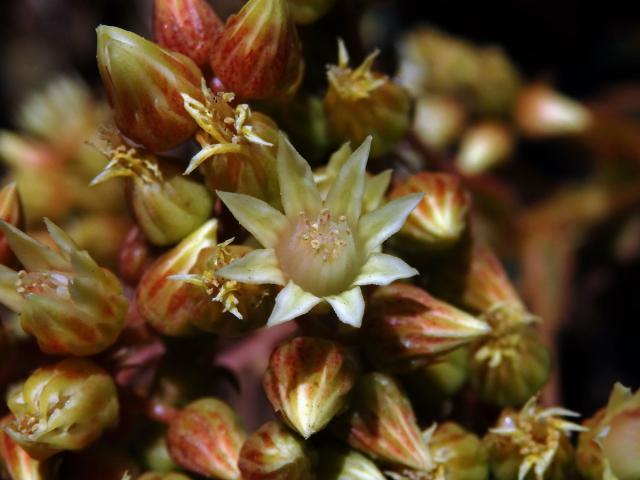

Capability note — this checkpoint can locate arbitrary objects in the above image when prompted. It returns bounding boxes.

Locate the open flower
[216,133,422,328]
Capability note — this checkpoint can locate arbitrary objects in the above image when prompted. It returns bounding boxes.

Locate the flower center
[276,208,362,297]
[16,271,71,300]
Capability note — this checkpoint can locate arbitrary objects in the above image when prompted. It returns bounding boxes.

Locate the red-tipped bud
[238,421,316,479]
[154,0,223,69]
[263,336,357,438]
[210,0,304,100]
[167,398,245,479]
[338,372,432,472]
[389,173,470,252]
[363,284,490,372]
[0,183,22,266]
[96,26,204,152]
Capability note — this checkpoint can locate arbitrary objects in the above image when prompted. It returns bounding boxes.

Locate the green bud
[364,284,490,372]
[337,373,432,472]
[0,220,127,356]
[456,121,515,176]
[96,26,203,152]
[4,359,119,460]
[167,398,245,479]
[427,422,488,480]
[238,421,315,480]
[317,448,386,480]
[263,336,357,438]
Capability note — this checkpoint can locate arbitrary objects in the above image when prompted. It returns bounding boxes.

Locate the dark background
[0,0,639,416]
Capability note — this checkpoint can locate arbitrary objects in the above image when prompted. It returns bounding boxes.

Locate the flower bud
[139,474,192,480]
[426,422,488,480]
[577,383,640,480]
[412,95,466,151]
[238,421,315,480]
[91,132,213,246]
[136,220,218,336]
[4,358,119,460]
[0,182,22,266]
[0,416,57,480]
[263,336,357,438]
[140,430,179,473]
[325,40,410,157]
[210,0,304,100]
[515,83,592,139]
[0,219,128,356]
[96,26,204,152]
[153,0,223,69]
[166,398,245,479]
[469,325,550,407]
[289,0,337,24]
[338,373,432,472]
[363,284,490,372]
[389,173,470,253]
[456,121,515,176]
[317,448,386,480]
[118,226,152,285]
[484,397,585,480]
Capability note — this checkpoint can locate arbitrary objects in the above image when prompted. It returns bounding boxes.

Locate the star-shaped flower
[215,133,422,328]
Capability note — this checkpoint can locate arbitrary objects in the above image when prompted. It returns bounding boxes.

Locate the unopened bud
[456,121,515,176]
[96,26,203,152]
[263,336,357,438]
[338,372,432,471]
[238,421,315,479]
[425,422,488,480]
[318,448,386,480]
[0,182,22,266]
[5,358,119,460]
[389,173,470,252]
[0,220,127,356]
[167,398,245,479]
[325,40,410,157]
[412,95,466,151]
[364,284,490,372]
[515,83,592,139]
[153,0,223,69]
[210,0,304,100]
[118,225,152,285]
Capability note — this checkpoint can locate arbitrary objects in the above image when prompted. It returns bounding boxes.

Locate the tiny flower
[4,358,119,460]
[318,448,386,480]
[485,396,586,480]
[215,133,422,328]
[424,422,488,480]
[180,81,280,206]
[363,284,490,372]
[167,398,246,480]
[289,0,337,24]
[456,121,515,176]
[237,421,316,480]
[91,130,213,246]
[337,372,432,472]
[577,383,640,480]
[515,83,592,138]
[153,0,223,69]
[210,0,304,100]
[469,325,550,407]
[389,173,470,253]
[96,26,204,152]
[0,415,56,480]
[412,95,467,151]
[0,182,22,265]
[263,336,357,438]
[136,219,217,336]
[0,219,127,356]
[325,40,411,157]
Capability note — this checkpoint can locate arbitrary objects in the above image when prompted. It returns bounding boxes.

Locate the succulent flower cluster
[0,1,638,480]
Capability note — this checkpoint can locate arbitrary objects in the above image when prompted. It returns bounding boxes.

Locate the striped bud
[426,422,488,480]
[364,284,490,372]
[0,416,57,480]
[238,421,315,480]
[263,336,357,438]
[167,398,245,479]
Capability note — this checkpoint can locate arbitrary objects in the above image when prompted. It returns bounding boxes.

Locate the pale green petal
[44,219,100,275]
[325,136,371,226]
[358,193,423,252]
[267,281,322,327]
[326,142,352,175]
[217,191,286,248]
[325,286,365,328]
[216,248,286,285]
[277,132,322,217]
[353,253,418,286]
[363,169,392,212]
[0,220,67,272]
